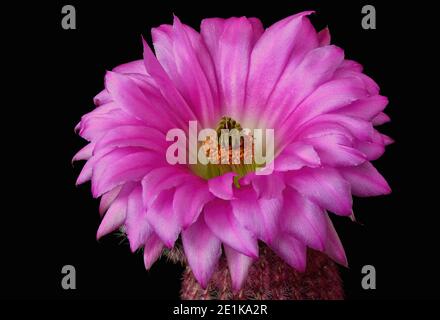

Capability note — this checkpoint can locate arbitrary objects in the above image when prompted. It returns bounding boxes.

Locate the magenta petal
[125,185,152,252]
[142,37,198,125]
[282,77,368,133]
[104,71,178,132]
[179,19,220,117]
[307,114,374,142]
[151,25,177,79]
[142,35,171,81]
[245,11,317,122]
[152,21,220,126]
[334,68,379,95]
[306,133,367,167]
[72,143,95,162]
[251,172,286,199]
[248,17,265,44]
[80,100,131,121]
[167,16,218,126]
[287,167,353,216]
[338,59,363,73]
[143,233,164,270]
[96,183,134,239]
[335,95,388,121]
[92,148,160,198]
[382,134,394,145]
[88,100,121,115]
[324,214,348,267]
[315,144,366,167]
[204,199,258,258]
[146,189,180,248]
[270,233,307,271]
[182,217,221,288]
[141,167,191,208]
[216,17,254,119]
[356,140,385,161]
[372,112,390,126]
[296,119,353,141]
[78,109,144,142]
[200,18,225,54]
[208,172,236,200]
[91,147,144,184]
[278,81,369,148]
[354,129,386,160]
[76,157,94,185]
[94,125,167,155]
[340,162,391,197]
[281,188,327,251]
[201,16,264,51]
[203,17,255,120]
[317,27,331,46]
[93,89,112,106]
[173,180,214,229]
[257,197,283,244]
[231,186,279,244]
[79,101,130,124]
[112,59,146,74]
[104,71,156,123]
[275,142,321,171]
[224,245,254,292]
[99,185,122,216]
[265,45,344,128]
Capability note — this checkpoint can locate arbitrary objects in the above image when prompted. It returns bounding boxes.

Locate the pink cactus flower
[74,12,391,291]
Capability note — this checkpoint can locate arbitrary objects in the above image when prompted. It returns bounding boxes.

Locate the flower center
[190,116,258,184]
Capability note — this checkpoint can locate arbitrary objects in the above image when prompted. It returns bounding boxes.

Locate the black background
[1,0,438,300]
